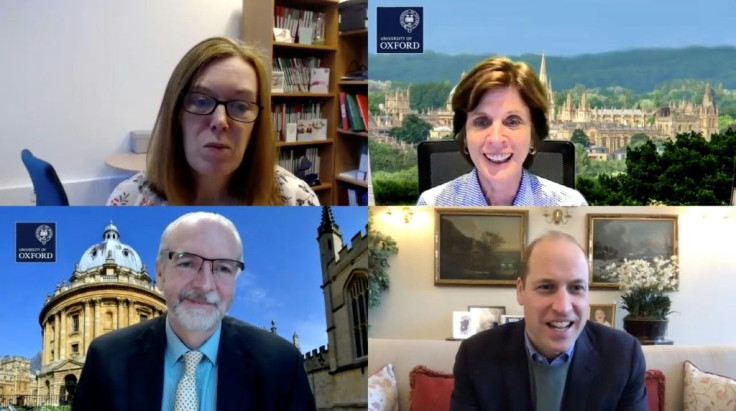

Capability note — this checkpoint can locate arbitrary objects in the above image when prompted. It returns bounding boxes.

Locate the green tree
[373,167,419,205]
[719,114,734,130]
[390,114,433,144]
[570,129,592,147]
[410,82,453,112]
[368,90,385,116]
[368,139,417,173]
[629,133,650,147]
[578,129,736,205]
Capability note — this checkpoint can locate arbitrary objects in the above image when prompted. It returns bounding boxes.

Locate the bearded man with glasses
[73,212,316,411]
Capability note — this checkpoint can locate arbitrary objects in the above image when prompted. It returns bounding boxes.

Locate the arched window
[346,273,368,359]
[104,312,113,329]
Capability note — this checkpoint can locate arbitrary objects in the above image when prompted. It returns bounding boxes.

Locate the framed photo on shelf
[587,214,678,288]
[500,315,524,324]
[271,71,285,93]
[435,209,528,286]
[589,304,616,328]
[452,311,477,339]
[468,306,506,332]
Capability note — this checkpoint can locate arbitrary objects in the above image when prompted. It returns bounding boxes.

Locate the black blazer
[72,315,316,411]
[451,320,647,411]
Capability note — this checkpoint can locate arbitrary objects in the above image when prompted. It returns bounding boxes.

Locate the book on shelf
[357,143,369,180]
[338,92,349,130]
[354,94,368,130]
[272,101,322,142]
[273,57,323,93]
[279,147,321,186]
[274,7,326,45]
[344,94,366,132]
[346,187,368,206]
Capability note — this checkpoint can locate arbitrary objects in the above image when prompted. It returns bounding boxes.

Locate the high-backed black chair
[417,140,576,193]
[21,149,70,205]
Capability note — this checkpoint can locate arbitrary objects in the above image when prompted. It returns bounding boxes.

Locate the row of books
[279,147,321,186]
[274,7,326,44]
[338,93,368,132]
[272,102,328,142]
[337,144,369,182]
[273,58,329,93]
[346,187,369,206]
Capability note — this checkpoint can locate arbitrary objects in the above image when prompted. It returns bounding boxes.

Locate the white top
[107,166,319,206]
[417,168,588,206]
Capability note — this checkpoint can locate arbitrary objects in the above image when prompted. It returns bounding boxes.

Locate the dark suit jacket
[451,320,647,411]
[72,315,316,411]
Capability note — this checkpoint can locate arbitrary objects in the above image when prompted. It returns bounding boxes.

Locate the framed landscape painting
[587,214,678,288]
[435,209,527,286]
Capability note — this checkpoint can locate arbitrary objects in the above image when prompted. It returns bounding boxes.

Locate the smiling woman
[106,37,319,206]
[416,56,588,206]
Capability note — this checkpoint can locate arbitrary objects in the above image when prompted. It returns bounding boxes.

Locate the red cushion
[645,369,666,411]
[409,365,454,411]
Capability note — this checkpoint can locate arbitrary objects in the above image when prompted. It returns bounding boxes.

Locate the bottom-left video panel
[0,206,368,410]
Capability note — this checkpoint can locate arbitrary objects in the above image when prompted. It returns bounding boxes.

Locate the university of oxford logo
[36,224,53,245]
[399,9,420,33]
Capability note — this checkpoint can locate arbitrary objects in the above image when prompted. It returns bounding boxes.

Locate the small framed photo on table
[589,304,616,328]
[467,306,506,332]
[501,315,524,324]
[452,311,477,339]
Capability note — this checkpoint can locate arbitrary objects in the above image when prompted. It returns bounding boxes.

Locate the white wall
[0,0,242,204]
[369,206,736,345]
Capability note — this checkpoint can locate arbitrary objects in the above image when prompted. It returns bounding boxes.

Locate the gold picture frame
[435,208,528,286]
[589,304,617,328]
[587,214,679,288]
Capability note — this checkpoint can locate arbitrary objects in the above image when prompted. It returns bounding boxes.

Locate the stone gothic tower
[317,206,343,282]
[700,83,719,138]
[538,54,555,121]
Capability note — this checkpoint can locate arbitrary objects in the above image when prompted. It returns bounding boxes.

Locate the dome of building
[76,221,143,272]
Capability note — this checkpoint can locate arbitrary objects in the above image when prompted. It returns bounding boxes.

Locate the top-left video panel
[1,0,370,206]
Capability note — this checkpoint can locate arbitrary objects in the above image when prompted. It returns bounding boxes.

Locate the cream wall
[369,206,736,345]
[0,0,242,204]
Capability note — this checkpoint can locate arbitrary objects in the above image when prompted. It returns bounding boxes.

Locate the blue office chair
[21,149,70,205]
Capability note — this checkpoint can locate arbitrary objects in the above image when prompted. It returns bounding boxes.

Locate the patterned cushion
[368,363,399,411]
[646,369,666,411]
[683,360,736,410]
[409,365,454,411]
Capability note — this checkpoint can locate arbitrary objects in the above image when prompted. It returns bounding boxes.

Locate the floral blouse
[106,166,319,206]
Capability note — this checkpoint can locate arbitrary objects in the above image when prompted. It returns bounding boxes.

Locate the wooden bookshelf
[334,17,368,205]
[242,0,339,205]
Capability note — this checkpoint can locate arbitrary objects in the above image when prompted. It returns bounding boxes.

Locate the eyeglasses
[182,92,261,123]
[166,251,244,279]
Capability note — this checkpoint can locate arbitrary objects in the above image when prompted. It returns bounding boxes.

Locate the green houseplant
[605,255,679,342]
[368,211,398,308]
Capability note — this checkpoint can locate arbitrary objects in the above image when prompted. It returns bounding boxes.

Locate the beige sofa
[369,338,736,411]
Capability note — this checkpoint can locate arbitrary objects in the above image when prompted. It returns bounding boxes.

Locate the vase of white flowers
[605,256,679,343]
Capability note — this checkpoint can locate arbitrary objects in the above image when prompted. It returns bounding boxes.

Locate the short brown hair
[146,37,281,205]
[452,57,549,169]
[519,231,587,282]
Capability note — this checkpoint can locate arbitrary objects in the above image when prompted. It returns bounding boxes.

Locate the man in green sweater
[451,231,647,411]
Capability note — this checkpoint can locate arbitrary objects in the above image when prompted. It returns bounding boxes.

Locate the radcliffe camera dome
[76,221,143,273]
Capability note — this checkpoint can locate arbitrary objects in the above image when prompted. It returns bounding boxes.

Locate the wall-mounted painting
[435,209,528,286]
[587,214,678,288]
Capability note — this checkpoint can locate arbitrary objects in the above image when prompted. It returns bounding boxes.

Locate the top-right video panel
[368,0,736,206]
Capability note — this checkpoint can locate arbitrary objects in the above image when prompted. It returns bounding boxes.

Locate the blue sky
[0,206,366,359]
[369,0,736,56]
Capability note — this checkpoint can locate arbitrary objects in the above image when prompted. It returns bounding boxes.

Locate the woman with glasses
[107,37,318,205]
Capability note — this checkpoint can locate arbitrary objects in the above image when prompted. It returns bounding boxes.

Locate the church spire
[318,206,340,236]
[538,54,548,87]
[702,82,714,107]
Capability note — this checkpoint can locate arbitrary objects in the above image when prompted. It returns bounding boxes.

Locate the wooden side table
[105,153,146,172]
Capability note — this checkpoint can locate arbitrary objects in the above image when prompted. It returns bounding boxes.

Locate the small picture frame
[271,71,285,93]
[467,306,505,332]
[452,311,477,339]
[589,304,616,328]
[500,315,524,324]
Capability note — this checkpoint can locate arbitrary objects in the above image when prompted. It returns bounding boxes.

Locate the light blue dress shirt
[524,331,575,366]
[161,318,221,411]
[416,168,589,206]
